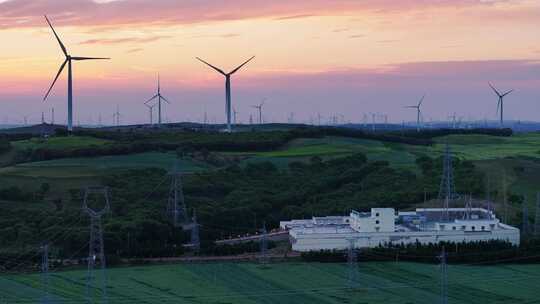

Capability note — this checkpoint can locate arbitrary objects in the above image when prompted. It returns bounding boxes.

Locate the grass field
[0,152,209,179]
[12,136,112,150]
[1,262,539,303]
[254,133,540,163]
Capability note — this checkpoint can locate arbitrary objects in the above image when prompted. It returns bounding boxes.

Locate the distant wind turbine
[405,95,425,132]
[252,98,266,125]
[145,103,156,126]
[489,83,513,127]
[196,56,255,132]
[113,105,121,127]
[233,107,239,125]
[43,15,109,133]
[144,74,170,127]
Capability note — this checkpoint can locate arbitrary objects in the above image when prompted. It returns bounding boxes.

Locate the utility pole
[259,222,268,264]
[347,238,358,289]
[522,197,529,236]
[83,187,110,304]
[167,160,188,228]
[533,192,540,236]
[41,243,50,304]
[438,246,448,304]
[190,210,200,253]
[503,171,508,223]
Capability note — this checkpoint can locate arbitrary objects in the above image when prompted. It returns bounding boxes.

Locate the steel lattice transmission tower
[347,238,358,289]
[438,144,460,221]
[168,160,188,228]
[83,187,110,304]
[41,243,51,304]
[438,246,448,304]
[259,222,268,264]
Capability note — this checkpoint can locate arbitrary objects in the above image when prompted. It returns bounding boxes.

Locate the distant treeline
[300,239,540,264]
[5,127,513,163]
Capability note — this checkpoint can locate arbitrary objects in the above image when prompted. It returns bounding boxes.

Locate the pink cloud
[0,0,532,29]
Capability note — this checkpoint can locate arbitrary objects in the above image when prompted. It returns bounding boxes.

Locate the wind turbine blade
[488,82,501,97]
[161,95,171,104]
[405,106,417,108]
[71,57,110,60]
[144,94,159,104]
[502,89,514,97]
[496,99,501,115]
[43,58,68,101]
[196,57,226,75]
[418,95,425,107]
[44,15,68,57]
[229,56,255,75]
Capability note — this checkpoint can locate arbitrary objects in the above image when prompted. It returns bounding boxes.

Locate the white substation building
[279,207,520,252]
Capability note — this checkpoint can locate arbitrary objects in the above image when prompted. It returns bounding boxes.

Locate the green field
[253,133,540,164]
[2,262,539,303]
[12,136,112,150]
[0,152,209,179]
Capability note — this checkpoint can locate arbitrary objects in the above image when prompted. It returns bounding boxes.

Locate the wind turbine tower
[252,98,266,125]
[113,105,121,127]
[145,74,170,127]
[196,56,255,132]
[489,83,513,127]
[405,95,425,132]
[145,103,156,125]
[233,107,239,125]
[43,16,109,133]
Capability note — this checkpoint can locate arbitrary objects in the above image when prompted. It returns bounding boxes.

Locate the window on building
[472,226,476,231]
[462,226,466,230]
[375,220,380,224]
[375,227,380,232]
[440,225,445,230]
[481,226,485,231]
[452,226,456,230]
[376,213,380,217]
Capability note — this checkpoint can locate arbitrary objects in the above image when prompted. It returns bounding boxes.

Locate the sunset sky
[0,0,539,125]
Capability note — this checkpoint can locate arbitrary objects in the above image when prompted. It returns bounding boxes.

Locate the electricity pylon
[438,144,459,221]
[167,160,188,228]
[83,187,110,304]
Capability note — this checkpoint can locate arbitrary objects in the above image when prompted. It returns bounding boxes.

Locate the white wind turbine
[43,15,110,133]
[405,95,425,132]
[144,74,170,127]
[196,56,255,132]
[489,83,513,127]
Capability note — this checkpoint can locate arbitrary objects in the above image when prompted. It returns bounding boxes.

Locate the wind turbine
[252,98,266,125]
[489,83,513,127]
[405,95,425,132]
[43,15,110,133]
[113,105,121,127]
[144,74,170,127]
[196,56,255,132]
[233,107,239,125]
[145,103,156,125]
